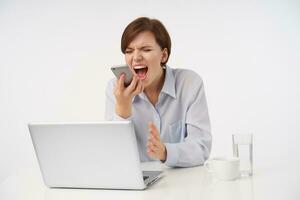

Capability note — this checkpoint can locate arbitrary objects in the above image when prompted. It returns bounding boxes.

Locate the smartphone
[111,65,133,87]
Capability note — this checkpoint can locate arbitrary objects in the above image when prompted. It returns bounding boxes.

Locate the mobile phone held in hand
[111,65,133,87]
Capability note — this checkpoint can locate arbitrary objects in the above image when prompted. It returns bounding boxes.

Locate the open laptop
[28,121,163,190]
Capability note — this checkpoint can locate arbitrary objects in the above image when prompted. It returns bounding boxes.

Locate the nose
[133,50,142,62]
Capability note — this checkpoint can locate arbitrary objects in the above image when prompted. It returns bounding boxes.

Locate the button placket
[152,107,161,133]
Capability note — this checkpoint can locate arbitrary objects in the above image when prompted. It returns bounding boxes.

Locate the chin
[141,79,149,87]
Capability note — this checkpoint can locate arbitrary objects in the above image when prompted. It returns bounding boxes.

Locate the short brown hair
[121,17,171,65]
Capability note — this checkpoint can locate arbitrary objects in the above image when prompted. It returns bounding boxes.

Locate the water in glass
[232,134,253,176]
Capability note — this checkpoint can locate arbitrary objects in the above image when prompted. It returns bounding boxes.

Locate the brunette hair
[121,17,171,65]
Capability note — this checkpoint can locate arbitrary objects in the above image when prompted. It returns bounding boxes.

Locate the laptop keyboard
[143,176,149,181]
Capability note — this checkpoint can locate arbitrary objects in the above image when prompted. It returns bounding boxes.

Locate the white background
[0,0,299,183]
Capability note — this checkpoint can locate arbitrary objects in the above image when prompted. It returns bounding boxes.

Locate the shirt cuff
[164,143,179,167]
[113,113,132,121]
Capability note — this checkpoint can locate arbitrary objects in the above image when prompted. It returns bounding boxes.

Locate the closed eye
[125,50,133,54]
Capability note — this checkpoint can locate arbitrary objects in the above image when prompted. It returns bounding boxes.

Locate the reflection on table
[0,161,299,200]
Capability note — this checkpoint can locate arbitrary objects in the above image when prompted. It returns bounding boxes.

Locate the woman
[105,17,211,167]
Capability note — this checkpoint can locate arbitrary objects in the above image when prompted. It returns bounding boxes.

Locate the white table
[0,161,299,200]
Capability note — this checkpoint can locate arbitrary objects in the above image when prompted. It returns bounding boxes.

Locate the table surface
[0,161,299,200]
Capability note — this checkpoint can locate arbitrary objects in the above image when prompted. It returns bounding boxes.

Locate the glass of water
[232,134,253,176]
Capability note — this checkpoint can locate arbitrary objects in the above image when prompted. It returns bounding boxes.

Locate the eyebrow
[126,45,153,50]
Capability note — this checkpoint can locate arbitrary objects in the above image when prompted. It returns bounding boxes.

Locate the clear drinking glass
[232,134,253,176]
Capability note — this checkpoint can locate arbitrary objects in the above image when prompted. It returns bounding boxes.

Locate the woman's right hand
[113,73,144,118]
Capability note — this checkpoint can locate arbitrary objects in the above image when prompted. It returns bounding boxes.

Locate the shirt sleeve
[164,77,212,167]
[104,79,132,121]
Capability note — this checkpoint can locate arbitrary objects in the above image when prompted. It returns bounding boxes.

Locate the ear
[161,48,168,63]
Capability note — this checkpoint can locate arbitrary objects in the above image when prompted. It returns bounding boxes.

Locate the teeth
[133,65,147,69]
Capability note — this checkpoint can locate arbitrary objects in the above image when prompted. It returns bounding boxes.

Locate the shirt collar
[161,65,176,99]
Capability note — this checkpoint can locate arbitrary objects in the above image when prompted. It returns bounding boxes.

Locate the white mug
[204,157,240,181]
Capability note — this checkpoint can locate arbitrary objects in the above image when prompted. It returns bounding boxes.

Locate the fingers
[147,123,159,146]
[116,73,144,94]
[148,122,160,140]
[126,74,139,92]
[148,133,160,148]
[127,76,144,96]
[147,149,156,158]
[147,141,160,153]
[134,79,144,95]
[147,136,166,161]
[117,74,125,91]
[114,74,144,112]
[146,122,165,159]
[117,74,141,93]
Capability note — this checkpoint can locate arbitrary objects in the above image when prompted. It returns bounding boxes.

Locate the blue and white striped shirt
[105,66,211,167]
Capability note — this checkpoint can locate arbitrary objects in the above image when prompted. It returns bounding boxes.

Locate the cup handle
[204,160,212,172]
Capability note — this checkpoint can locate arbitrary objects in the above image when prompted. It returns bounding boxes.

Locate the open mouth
[133,65,148,80]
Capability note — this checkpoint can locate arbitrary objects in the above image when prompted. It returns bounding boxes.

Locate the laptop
[28,121,163,190]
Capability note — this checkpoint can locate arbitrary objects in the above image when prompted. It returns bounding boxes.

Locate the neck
[145,69,165,95]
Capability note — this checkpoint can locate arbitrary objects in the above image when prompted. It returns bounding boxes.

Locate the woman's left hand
[147,122,167,161]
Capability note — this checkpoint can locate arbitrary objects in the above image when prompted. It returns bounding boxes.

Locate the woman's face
[125,31,168,89]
